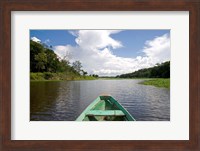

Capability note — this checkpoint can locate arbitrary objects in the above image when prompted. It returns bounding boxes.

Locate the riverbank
[30,72,96,81]
[140,78,170,89]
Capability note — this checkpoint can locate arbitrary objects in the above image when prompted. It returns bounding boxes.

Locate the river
[30,79,170,121]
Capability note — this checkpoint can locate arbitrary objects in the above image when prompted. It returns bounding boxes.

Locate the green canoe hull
[76,95,136,121]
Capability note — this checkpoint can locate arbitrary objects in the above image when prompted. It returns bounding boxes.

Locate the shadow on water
[30,80,170,121]
[31,81,81,121]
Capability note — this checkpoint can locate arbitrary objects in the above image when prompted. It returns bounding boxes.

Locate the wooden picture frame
[0,0,199,150]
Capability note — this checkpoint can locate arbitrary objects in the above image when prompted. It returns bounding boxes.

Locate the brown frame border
[0,0,200,150]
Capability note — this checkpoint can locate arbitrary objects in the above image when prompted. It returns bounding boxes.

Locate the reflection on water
[30,80,170,121]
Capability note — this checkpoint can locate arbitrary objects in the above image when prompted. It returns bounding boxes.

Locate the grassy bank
[30,72,97,81]
[140,78,170,89]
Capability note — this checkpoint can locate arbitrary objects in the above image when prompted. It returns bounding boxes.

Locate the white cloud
[31,37,41,43]
[54,30,170,76]
[75,30,123,49]
[54,45,74,60]
[143,33,170,63]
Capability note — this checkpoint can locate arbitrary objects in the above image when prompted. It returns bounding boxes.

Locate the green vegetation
[116,61,170,78]
[140,79,170,89]
[30,72,96,81]
[30,40,97,80]
[116,61,170,89]
[30,40,170,85]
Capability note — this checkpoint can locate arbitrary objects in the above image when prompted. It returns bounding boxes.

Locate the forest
[116,61,170,78]
[30,40,97,80]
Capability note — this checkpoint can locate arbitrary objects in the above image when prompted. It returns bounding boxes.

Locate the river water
[30,80,170,121]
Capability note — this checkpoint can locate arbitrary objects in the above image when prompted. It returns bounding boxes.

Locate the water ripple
[30,80,170,121]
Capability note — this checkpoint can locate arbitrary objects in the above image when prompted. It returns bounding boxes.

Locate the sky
[30,30,170,76]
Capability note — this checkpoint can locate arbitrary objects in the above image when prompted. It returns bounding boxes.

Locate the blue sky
[110,30,169,57]
[30,30,169,58]
[30,30,77,46]
[30,30,170,76]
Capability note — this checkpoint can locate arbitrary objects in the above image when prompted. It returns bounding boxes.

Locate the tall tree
[72,61,82,74]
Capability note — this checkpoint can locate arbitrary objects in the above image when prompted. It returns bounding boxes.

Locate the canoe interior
[76,96,135,121]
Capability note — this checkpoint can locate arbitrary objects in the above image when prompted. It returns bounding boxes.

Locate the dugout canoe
[76,95,136,121]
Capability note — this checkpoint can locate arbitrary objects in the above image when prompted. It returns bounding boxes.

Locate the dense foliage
[117,61,170,78]
[30,40,96,80]
[30,40,78,73]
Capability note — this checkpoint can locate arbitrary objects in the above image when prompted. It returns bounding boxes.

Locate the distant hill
[116,61,170,78]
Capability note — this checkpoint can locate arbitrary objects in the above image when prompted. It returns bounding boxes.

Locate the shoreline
[30,72,97,81]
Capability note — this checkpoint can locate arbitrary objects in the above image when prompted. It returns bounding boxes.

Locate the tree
[34,52,47,72]
[72,61,82,74]
[45,49,60,72]
[30,40,45,72]
[83,71,87,76]
[58,59,70,72]
[30,40,90,78]
[117,61,170,78]
[82,70,87,76]
[92,74,99,78]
